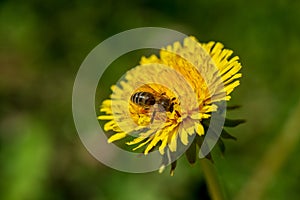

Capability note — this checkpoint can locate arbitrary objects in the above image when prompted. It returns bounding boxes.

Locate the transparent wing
[132,81,163,97]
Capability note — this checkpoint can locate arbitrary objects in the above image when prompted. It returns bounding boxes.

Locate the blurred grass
[0,116,52,200]
[1,0,300,199]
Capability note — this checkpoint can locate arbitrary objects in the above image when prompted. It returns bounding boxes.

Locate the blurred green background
[1,0,300,199]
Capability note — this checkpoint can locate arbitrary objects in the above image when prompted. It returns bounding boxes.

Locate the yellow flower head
[98,36,242,174]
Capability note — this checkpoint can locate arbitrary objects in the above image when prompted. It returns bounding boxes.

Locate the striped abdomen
[130,92,156,107]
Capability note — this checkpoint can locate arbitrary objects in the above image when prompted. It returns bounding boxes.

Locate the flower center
[128,83,180,127]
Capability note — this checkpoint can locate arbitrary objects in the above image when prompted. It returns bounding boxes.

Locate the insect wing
[132,81,162,97]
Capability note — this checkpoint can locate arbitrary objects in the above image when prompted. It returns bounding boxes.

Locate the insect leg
[169,103,174,113]
[150,110,157,124]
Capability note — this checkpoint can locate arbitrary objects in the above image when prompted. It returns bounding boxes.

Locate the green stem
[200,159,225,200]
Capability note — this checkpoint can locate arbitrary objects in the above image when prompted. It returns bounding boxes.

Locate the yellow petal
[100,108,112,114]
[104,120,115,131]
[158,165,166,174]
[107,132,127,143]
[126,137,147,145]
[110,85,116,91]
[225,80,240,95]
[168,130,178,152]
[132,137,153,151]
[224,73,242,85]
[191,113,202,119]
[179,128,189,145]
[159,137,168,154]
[98,115,114,120]
[126,130,154,145]
[202,104,218,112]
[221,60,241,80]
[195,122,205,136]
[202,114,211,119]
[144,130,163,155]
[101,99,112,106]
[186,127,195,136]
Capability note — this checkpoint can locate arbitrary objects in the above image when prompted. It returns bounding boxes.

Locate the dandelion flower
[98,36,243,175]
